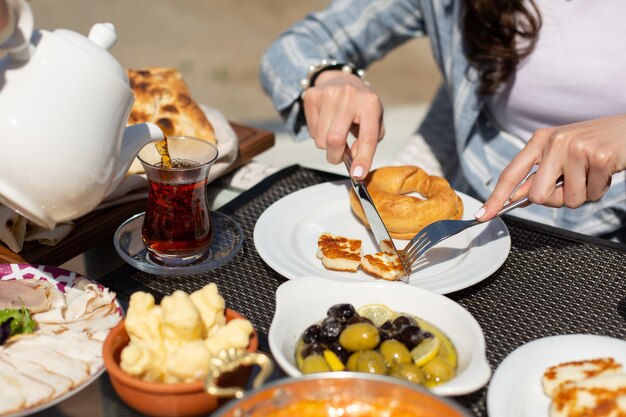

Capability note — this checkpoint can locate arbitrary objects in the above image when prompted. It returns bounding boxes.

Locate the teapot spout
[107,122,164,195]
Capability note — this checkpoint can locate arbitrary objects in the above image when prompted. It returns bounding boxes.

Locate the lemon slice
[323,349,345,372]
[410,337,441,367]
[417,319,457,369]
[356,303,398,327]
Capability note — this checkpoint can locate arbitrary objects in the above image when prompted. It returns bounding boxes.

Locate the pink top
[486,0,626,142]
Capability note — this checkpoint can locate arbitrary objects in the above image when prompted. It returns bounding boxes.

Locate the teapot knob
[88,22,117,51]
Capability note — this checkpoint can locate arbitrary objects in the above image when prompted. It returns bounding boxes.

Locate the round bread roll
[349,166,464,239]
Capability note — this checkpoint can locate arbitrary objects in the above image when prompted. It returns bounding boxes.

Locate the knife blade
[342,144,409,283]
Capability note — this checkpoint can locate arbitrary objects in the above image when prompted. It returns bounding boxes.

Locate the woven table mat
[104,164,626,417]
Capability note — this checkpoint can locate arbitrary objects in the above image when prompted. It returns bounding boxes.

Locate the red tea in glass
[137,136,218,266]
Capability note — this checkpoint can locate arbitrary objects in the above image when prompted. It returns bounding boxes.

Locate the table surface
[21,165,626,417]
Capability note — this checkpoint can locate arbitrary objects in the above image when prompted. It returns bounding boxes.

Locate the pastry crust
[349,166,464,239]
[127,67,217,143]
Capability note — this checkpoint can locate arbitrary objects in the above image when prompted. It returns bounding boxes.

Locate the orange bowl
[103,309,258,417]
[212,372,472,417]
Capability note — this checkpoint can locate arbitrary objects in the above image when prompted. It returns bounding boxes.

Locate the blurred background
[31,0,442,130]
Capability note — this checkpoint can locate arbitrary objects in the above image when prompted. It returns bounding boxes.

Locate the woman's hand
[475,115,626,220]
[301,69,385,179]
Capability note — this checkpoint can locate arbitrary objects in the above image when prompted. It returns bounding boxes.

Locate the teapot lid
[53,23,128,83]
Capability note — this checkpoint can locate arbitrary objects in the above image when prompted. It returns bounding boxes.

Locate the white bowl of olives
[268,277,491,396]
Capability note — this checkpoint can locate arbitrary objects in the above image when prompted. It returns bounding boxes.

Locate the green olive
[346,351,361,371]
[356,350,387,374]
[295,342,305,369]
[300,354,331,374]
[339,322,380,351]
[422,357,455,386]
[389,363,425,384]
[379,339,412,366]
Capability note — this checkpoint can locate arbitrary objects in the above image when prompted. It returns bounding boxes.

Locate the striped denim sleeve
[259,0,426,140]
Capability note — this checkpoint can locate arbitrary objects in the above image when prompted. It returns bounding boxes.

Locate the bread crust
[349,166,464,239]
[127,67,217,143]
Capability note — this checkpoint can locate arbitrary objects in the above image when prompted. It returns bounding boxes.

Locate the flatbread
[126,67,218,175]
[127,67,217,142]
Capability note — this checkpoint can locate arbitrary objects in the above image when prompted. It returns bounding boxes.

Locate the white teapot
[0,0,164,229]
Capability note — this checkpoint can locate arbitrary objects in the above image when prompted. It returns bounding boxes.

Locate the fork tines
[399,232,431,273]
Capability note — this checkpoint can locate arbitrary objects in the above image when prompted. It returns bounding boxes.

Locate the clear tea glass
[137,136,219,266]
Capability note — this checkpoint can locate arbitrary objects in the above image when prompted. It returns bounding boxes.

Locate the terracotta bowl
[103,309,258,417]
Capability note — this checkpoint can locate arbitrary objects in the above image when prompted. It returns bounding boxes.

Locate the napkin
[0,205,74,253]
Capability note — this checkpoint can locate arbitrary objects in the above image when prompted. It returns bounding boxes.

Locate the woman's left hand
[475,115,626,220]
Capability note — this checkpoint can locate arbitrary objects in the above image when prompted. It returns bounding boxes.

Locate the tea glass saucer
[114,211,243,276]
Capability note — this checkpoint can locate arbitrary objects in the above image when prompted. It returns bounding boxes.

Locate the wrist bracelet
[300,59,367,90]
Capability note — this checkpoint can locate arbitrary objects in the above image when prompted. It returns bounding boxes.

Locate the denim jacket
[260,0,625,237]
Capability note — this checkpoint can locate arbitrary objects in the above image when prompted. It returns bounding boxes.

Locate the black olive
[422,331,434,339]
[327,303,357,323]
[378,328,393,344]
[377,320,394,344]
[319,317,344,344]
[398,325,424,350]
[391,316,418,335]
[301,342,324,359]
[328,342,351,364]
[346,315,374,326]
[0,318,13,345]
[302,324,321,344]
[380,320,393,332]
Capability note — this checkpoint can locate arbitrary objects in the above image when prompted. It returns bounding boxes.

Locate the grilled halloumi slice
[317,233,362,272]
[543,357,623,397]
[550,372,626,417]
[360,240,407,281]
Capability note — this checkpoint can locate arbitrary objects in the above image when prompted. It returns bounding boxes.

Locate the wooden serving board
[0,123,274,266]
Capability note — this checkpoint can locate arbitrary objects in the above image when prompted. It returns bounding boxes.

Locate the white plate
[0,264,123,417]
[487,334,626,417]
[268,277,491,396]
[253,181,510,294]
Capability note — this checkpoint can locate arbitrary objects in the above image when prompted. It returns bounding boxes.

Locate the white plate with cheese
[254,180,510,294]
[487,334,626,417]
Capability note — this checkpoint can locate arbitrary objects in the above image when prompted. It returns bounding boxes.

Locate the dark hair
[462,0,542,96]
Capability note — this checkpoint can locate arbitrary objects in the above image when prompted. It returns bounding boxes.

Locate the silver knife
[342,144,409,283]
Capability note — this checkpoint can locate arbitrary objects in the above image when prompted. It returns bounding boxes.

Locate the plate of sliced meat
[0,264,123,417]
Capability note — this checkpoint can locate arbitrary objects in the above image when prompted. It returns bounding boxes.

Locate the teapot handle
[0,0,33,61]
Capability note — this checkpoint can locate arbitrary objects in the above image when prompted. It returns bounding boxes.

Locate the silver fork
[399,179,564,273]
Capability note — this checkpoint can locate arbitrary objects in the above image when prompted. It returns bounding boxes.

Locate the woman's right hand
[301,69,385,180]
